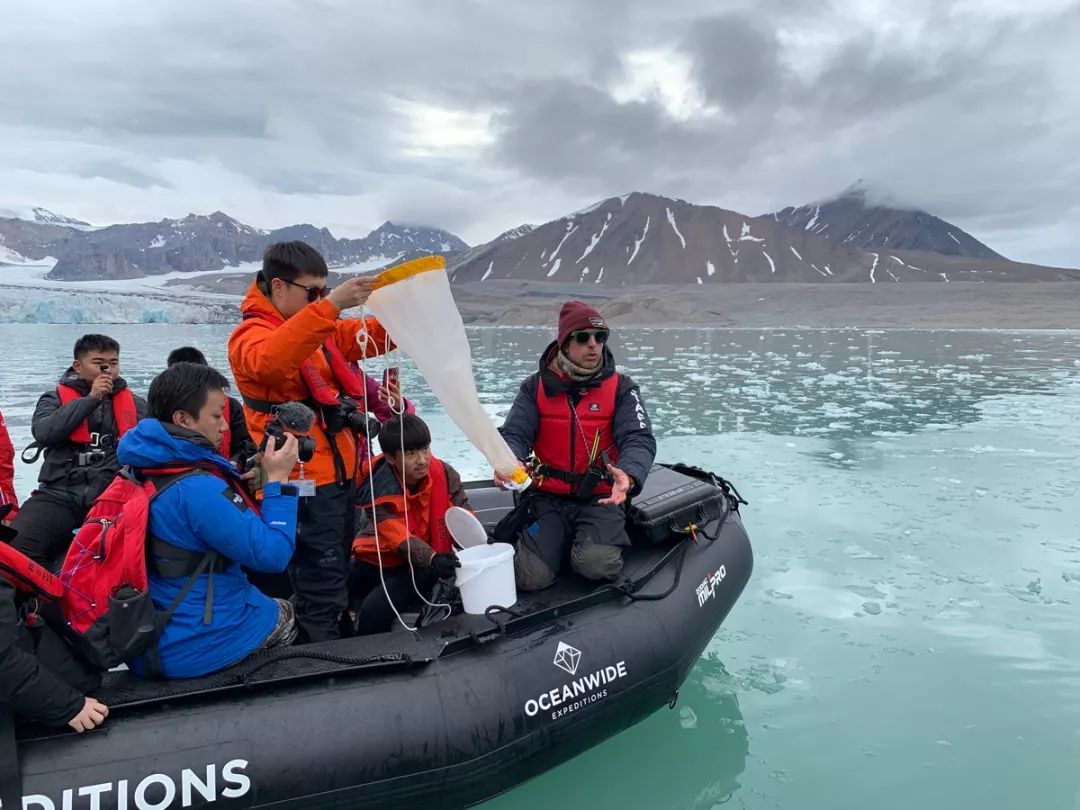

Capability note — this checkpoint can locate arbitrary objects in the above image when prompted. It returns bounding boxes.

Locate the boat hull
[12,502,752,810]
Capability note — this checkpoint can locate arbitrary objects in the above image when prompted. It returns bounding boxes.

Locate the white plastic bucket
[454,543,517,615]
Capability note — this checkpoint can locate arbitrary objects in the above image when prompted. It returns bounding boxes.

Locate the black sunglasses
[283,278,332,302]
[571,329,609,345]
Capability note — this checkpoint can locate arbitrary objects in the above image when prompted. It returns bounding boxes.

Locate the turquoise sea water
[2,324,1078,810]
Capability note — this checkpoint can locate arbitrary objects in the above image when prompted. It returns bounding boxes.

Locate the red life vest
[219,396,232,458]
[0,542,64,601]
[427,457,453,554]
[57,384,138,444]
[533,373,620,497]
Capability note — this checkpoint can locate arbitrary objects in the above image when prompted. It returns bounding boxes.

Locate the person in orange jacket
[228,241,393,642]
[350,413,469,635]
[0,408,18,524]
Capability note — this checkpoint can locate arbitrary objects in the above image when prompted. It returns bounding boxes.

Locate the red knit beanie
[557,300,609,347]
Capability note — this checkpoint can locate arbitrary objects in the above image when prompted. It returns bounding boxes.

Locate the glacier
[0,259,243,323]
[0,286,238,324]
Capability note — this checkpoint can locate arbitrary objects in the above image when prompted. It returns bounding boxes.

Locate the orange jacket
[352,455,470,568]
[227,281,392,488]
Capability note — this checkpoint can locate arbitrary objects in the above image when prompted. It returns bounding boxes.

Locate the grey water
[2,324,1079,810]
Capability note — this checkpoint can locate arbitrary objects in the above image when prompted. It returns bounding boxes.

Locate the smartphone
[382,367,399,387]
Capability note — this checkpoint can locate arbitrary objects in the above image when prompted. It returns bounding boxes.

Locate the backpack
[59,466,232,673]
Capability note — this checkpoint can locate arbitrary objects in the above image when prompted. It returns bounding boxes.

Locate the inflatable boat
[7,464,753,810]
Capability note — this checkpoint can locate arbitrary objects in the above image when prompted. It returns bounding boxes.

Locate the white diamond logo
[553,641,582,675]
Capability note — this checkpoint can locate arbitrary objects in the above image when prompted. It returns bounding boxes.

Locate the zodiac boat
[8,464,753,810]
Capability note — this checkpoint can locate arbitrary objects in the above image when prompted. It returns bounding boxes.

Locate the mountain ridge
[766,182,1003,259]
[3,189,1076,284]
[0,210,468,281]
[448,191,1077,285]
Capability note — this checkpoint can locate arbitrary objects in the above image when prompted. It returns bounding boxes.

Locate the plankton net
[360,256,529,489]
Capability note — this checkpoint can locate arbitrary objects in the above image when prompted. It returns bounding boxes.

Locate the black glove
[430,551,462,580]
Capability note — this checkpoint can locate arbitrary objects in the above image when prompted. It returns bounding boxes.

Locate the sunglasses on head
[283,278,331,302]
[571,329,609,345]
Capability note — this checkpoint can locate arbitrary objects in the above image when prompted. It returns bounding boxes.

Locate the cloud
[684,14,785,111]
[0,0,1076,264]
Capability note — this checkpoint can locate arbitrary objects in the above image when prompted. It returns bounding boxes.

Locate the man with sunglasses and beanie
[497,300,656,590]
[228,241,393,642]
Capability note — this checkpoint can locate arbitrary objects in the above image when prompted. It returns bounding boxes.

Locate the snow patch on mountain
[666,207,686,249]
[548,221,578,263]
[628,216,650,265]
[577,213,611,264]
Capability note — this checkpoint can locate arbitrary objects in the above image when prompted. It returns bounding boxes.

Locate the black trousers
[9,489,87,568]
[347,561,437,636]
[289,482,356,644]
[513,492,629,590]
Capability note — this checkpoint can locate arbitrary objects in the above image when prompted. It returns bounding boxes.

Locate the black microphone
[243,402,318,471]
[272,401,316,433]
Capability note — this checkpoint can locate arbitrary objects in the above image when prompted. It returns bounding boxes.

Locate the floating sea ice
[845,545,884,560]
[766,589,795,600]
[679,706,698,729]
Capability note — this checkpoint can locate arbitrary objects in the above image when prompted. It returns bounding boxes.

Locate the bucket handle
[454,551,512,589]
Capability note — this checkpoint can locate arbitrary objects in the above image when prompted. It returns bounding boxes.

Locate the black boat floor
[89,541,676,711]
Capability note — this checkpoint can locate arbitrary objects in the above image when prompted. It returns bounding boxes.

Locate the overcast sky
[1,0,1078,265]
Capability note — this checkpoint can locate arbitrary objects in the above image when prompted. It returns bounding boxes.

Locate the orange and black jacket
[352,455,470,568]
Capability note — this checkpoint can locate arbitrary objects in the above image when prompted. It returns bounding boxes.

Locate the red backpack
[59,466,231,672]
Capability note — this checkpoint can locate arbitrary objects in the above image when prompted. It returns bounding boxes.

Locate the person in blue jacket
[116,361,302,679]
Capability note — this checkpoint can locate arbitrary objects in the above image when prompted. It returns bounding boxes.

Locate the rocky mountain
[494,224,534,242]
[768,182,1002,259]
[0,206,93,229]
[4,193,1075,286]
[449,192,1077,285]
[0,210,467,281]
[445,223,534,271]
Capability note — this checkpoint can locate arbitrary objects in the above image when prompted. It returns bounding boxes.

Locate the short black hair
[379,413,431,456]
[148,362,230,422]
[167,346,207,367]
[73,334,120,359]
[261,241,328,286]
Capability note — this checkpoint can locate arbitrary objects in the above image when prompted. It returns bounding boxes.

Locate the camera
[261,416,316,463]
[339,397,381,442]
[77,449,107,467]
[98,364,110,375]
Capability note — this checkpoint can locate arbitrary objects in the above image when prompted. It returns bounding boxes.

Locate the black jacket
[0,578,97,726]
[28,368,148,508]
[226,395,255,459]
[499,343,656,496]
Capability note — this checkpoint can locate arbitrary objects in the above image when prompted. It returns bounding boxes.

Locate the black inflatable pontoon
[8,465,753,810]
